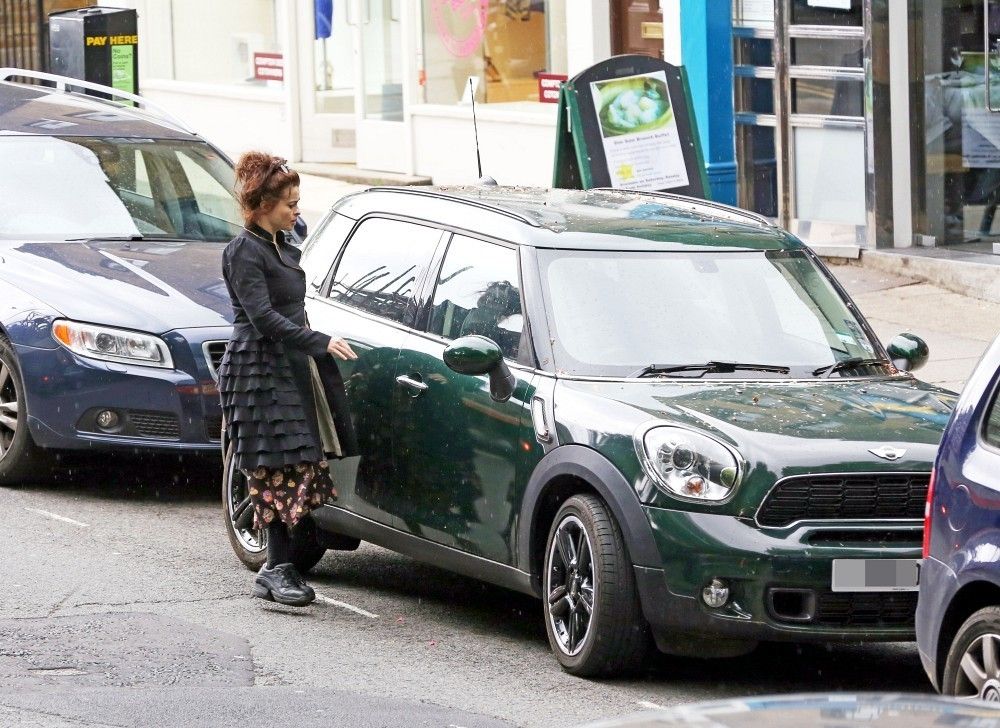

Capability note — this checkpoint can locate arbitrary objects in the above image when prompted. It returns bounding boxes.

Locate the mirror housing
[886,333,929,372]
[443,335,515,402]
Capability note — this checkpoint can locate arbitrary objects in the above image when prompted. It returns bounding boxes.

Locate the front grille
[767,587,917,628]
[806,529,921,547]
[757,473,930,527]
[203,341,227,381]
[814,591,917,628]
[128,411,181,440]
[206,414,223,442]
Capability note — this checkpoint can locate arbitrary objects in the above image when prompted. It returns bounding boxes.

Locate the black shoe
[252,563,315,606]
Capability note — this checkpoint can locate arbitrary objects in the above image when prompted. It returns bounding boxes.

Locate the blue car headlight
[52,319,173,369]
[636,425,741,502]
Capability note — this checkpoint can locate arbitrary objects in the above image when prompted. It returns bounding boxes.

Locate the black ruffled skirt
[218,334,323,472]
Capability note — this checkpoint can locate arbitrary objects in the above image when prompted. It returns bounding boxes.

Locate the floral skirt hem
[243,460,337,530]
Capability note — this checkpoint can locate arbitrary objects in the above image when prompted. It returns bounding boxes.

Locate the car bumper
[637,507,922,646]
[17,334,226,453]
[915,556,955,692]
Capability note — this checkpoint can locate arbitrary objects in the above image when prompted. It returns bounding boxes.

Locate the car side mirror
[887,333,929,372]
[443,335,515,402]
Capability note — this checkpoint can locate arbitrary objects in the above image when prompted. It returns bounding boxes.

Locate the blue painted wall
[680,0,737,205]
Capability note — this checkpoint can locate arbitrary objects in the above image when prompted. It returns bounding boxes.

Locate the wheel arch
[517,444,660,594]
[937,580,1000,686]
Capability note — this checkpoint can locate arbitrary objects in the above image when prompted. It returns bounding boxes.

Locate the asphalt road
[2,453,935,728]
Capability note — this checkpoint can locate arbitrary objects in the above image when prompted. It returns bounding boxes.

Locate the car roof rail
[592,187,773,228]
[0,67,195,134]
[364,186,540,227]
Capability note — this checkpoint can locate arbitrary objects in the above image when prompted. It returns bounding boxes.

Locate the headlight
[52,319,173,369]
[637,426,741,502]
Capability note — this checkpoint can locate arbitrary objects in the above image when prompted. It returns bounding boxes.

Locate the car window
[427,235,523,360]
[0,136,240,241]
[327,217,441,324]
[985,383,1000,448]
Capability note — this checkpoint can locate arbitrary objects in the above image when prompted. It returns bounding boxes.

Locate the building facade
[103,0,1000,260]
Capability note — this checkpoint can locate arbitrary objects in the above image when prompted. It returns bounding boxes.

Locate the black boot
[252,563,315,606]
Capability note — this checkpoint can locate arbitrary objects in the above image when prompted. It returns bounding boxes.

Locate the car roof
[0,81,197,140]
[333,186,801,252]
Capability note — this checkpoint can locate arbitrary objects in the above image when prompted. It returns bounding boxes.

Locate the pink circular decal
[431,0,489,58]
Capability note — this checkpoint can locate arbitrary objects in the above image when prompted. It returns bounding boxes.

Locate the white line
[314,593,378,619]
[24,508,89,528]
[637,700,667,711]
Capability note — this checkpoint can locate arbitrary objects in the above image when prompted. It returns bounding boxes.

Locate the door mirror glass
[887,333,929,372]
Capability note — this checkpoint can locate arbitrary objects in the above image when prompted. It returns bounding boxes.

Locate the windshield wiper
[812,357,887,378]
[66,234,144,242]
[631,361,791,378]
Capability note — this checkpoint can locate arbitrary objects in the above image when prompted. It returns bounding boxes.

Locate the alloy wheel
[226,455,266,555]
[0,359,18,461]
[955,633,1000,701]
[546,514,596,656]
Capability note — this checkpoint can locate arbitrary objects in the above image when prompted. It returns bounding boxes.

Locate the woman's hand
[327,337,358,360]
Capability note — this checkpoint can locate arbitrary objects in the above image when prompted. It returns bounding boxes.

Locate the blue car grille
[756,473,930,527]
[129,411,181,440]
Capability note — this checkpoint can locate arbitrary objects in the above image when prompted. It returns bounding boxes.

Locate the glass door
[354,0,409,172]
[298,0,358,163]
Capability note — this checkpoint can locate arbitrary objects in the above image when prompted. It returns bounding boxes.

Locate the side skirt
[312,505,539,598]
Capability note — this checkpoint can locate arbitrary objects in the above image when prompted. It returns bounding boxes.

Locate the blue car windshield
[538,248,884,377]
[0,136,241,241]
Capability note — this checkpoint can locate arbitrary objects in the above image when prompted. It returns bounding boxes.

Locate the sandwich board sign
[552,54,708,198]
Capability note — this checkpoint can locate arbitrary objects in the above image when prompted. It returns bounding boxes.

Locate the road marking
[637,700,667,710]
[314,593,378,619]
[24,508,89,528]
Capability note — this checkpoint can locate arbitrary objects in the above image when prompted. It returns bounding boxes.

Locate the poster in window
[589,71,689,192]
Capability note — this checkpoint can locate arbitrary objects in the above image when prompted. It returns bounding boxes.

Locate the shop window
[168,0,283,87]
[421,0,567,105]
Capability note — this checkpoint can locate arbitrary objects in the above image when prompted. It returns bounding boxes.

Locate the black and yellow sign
[49,7,139,100]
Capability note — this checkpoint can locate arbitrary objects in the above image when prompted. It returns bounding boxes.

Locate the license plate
[831,559,920,592]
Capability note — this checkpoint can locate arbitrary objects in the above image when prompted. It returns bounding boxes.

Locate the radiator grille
[206,415,223,442]
[814,590,917,628]
[757,473,930,527]
[203,341,227,381]
[128,411,181,440]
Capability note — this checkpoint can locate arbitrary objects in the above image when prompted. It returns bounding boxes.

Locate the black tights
[266,520,291,568]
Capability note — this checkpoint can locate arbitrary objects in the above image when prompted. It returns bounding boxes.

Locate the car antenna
[469,78,497,185]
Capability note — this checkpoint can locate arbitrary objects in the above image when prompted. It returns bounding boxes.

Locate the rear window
[0,136,240,241]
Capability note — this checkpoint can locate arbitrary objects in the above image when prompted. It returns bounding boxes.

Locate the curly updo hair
[234,151,300,223]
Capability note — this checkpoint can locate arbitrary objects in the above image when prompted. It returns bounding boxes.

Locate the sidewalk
[295,172,1000,393]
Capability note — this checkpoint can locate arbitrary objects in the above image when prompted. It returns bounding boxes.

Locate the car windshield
[538,248,885,378]
[0,136,241,241]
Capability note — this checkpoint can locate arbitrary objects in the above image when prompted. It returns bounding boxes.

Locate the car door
[388,233,534,563]
[304,214,444,525]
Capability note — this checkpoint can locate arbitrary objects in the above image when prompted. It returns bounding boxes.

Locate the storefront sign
[552,55,707,198]
[589,71,689,191]
[431,0,489,57]
[253,53,284,82]
[537,73,566,104]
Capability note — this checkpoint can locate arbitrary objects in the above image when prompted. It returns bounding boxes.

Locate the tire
[0,337,49,487]
[221,443,327,574]
[942,606,1000,700]
[542,494,648,677]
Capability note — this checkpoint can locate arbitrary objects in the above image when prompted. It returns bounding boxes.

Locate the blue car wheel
[0,338,49,486]
[942,606,1000,700]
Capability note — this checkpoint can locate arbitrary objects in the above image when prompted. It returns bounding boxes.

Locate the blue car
[917,332,1000,697]
[0,69,244,484]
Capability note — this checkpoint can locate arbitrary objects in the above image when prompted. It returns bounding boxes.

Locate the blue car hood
[0,239,233,332]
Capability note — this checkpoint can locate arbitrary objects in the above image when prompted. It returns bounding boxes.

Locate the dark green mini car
[223,186,956,676]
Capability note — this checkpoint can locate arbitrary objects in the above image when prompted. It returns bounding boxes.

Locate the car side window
[427,235,523,360]
[328,217,441,324]
[985,383,1000,448]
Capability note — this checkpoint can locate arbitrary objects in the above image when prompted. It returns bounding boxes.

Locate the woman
[218,152,357,607]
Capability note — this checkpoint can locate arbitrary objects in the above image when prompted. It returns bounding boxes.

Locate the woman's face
[259,185,300,233]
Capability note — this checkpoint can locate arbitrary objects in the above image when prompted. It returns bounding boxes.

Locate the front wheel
[0,337,49,487]
[542,494,647,677]
[221,443,327,574]
[942,606,1000,700]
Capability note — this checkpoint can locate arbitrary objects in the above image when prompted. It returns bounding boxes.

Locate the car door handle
[395,374,428,394]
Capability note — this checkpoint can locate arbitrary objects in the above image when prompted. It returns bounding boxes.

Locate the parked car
[0,69,243,484]
[222,185,957,676]
[916,332,1000,698]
